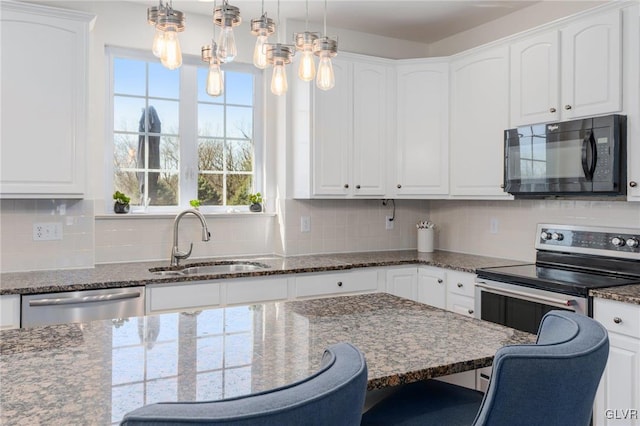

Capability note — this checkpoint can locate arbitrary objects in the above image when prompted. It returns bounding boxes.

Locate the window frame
[105,46,264,214]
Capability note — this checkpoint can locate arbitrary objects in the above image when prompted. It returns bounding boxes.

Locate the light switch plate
[33,222,63,241]
[300,216,311,233]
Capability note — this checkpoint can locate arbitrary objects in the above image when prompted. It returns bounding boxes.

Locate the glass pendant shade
[152,28,166,58]
[298,48,316,81]
[316,52,334,91]
[161,29,182,70]
[253,34,269,69]
[271,61,288,96]
[206,61,224,97]
[217,26,237,63]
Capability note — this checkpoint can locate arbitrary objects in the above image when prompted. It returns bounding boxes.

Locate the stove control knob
[625,238,639,248]
[551,232,564,241]
[611,237,626,247]
[540,231,552,240]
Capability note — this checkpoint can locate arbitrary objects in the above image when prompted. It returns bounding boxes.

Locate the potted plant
[248,192,263,212]
[189,199,201,210]
[113,191,131,214]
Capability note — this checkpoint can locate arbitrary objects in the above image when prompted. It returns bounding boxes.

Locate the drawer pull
[613,317,622,324]
[337,281,343,287]
[468,309,474,315]
[437,279,443,284]
[457,283,463,288]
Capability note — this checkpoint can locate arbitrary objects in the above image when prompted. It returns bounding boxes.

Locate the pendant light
[313,0,338,90]
[202,0,224,97]
[250,0,275,70]
[294,0,318,82]
[213,0,241,63]
[147,1,185,70]
[265,0,294,96]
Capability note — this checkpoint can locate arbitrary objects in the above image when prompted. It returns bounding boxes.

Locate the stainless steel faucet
[171,209,211,266]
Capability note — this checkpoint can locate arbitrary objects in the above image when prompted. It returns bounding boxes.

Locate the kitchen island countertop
[0,292,534,425]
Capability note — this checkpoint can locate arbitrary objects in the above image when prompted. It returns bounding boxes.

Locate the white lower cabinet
[295,269,379,299]
[225,277,288,306]
[417,266,446,309]
[146,280,222,314]
[446,270,477,317]
[0,295,21,330]
[594,298,640,426]
[386,267,418,301]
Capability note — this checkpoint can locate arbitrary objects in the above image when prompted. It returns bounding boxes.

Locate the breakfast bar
[0,292,534,425]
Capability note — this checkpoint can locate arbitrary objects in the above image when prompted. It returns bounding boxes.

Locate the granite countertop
[0,250,526,296]
[590,284,640,305]
[0,292,535,425]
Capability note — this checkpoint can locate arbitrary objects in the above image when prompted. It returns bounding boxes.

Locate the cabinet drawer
[447,293,475,317]
[0,295,21,330]
[295,270,378,298]
[594,298,640,339]
[226,277,288,305]
[446,270,476,298]
[147,281,221,313]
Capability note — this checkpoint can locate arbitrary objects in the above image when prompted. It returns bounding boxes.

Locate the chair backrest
[473,310,609,426]
[120,342,368,426]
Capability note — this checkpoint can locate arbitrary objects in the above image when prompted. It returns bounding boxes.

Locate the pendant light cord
[323,0,327,35]
[305,0,309,31]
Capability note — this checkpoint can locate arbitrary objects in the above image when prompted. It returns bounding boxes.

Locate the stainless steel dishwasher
[21,286,145,328]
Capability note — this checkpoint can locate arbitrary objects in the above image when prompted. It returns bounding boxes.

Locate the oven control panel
[536,224,640,260]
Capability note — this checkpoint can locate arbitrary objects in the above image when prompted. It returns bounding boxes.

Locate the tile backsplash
[0,199,94,272]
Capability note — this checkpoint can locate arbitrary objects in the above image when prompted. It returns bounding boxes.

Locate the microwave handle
[581,131,597,181]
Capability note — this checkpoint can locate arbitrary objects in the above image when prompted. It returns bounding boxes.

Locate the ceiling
[143,1,541,44]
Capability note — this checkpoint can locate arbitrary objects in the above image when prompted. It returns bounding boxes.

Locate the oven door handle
[475,282,576,310]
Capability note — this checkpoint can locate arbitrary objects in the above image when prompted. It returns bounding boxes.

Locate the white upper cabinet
[510,9,621,126]
[392,60,449,197]
[0,2,94,198]
[294,54,390,198]
[450,45,512,199]
[510,31,560,126]
[561,9,621,120]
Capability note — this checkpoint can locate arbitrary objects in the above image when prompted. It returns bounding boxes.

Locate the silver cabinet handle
[630,181,638,188]
[29,291,141,307]
[613,317,622,324]
[564,105,572,110]
[549,107,556,113]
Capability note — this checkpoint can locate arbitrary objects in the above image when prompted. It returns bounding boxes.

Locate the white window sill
[95,211,276,220]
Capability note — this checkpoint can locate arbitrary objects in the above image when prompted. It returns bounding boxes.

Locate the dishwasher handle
[28,290,142,307]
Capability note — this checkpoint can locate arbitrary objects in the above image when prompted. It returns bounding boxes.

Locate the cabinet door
[561,9,622,120]
[147,281,221,314]
[417,267,446,309]
[386,268,418,301]
[0,295,21,330]
[450,45,511,199]
[312,59,353,196]
[352,61,388,196]
[0,2,92,198]
[394,61,449,196]
[510,31,560,126]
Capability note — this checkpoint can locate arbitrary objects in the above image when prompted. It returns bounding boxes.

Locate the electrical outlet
[386,216,394,230]
[489,218,499,234]
[33,223,63,241]
[300,216,311,233]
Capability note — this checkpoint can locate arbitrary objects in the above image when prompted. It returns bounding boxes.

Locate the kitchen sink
[150,261,270,277]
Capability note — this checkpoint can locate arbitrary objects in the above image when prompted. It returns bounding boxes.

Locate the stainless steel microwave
[504,114,626,198]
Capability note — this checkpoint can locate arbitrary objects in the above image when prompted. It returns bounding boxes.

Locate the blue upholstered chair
[120,342,368,426]
[361,310,609,426]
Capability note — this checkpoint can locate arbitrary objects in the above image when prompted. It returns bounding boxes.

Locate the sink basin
[150,261,270,277]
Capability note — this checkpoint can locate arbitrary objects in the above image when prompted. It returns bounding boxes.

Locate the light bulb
[253,34,269,69]
[217,26,237,63]
[161,29,182,70]
[152,28,166,58]
[316,52,335,91]
[206,61,224,97]
[271,61,288,96]
[298,47,316,81]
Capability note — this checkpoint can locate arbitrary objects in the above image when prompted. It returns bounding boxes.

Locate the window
[107,47,263,212]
